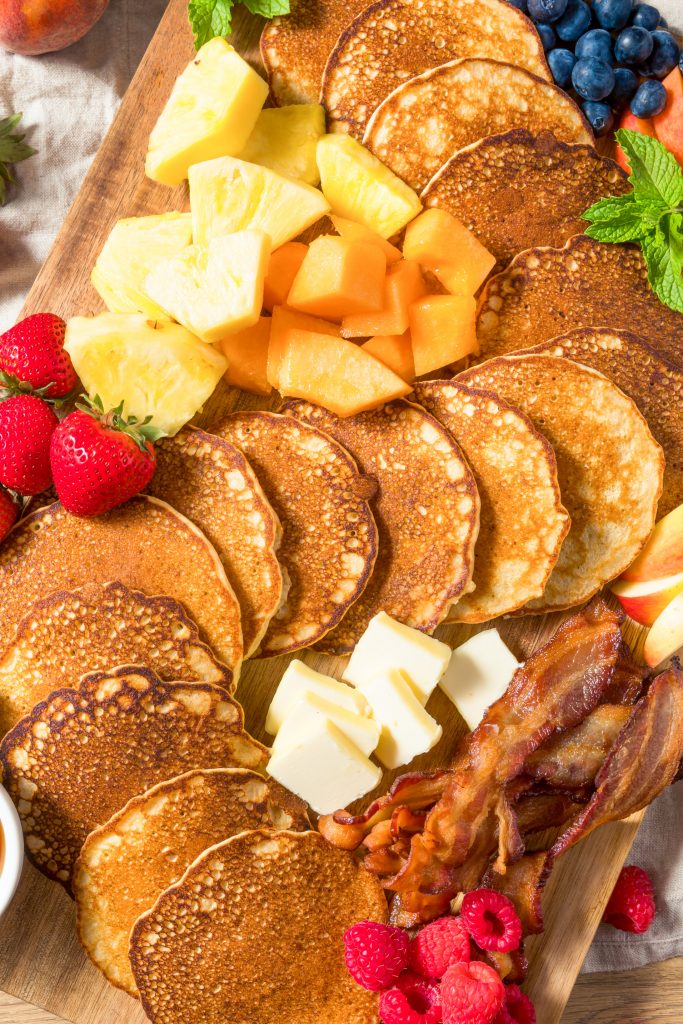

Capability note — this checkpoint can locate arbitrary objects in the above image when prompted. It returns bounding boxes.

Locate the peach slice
[612,570,683,627]
[652,68,683,166]
[643,591,683,668]
[615,109,657,173]
[621,503,683,583]
[221,317,272,396]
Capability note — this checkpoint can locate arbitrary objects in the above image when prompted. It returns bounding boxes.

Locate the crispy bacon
[525,705,632,790]
[601,641,647,705]
[484,851,549,935]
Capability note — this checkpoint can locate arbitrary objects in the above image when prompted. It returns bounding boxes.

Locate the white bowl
[0,785,23,917]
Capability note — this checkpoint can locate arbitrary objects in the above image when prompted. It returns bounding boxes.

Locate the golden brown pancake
[456,354,664,611]
[0,582,232,738]
[130,830,386,1024]
[523,328,683,518]
[476,235,683,369]
[323,0,550,139]
[260,0,371,105]
[283,399,479,651]
[213,411,377,656]
[365,62,592,193]
[414,381,570,622]
[0,666,268,892]
[74,769,309,996]
[0,496,243,677]
[422,130,627,269]
[147,428,283,658]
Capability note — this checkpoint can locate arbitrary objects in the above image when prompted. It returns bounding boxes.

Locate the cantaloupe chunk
[238,105,326,185]
[277,330,411,416]
[341,260,427,338]
[362,332,415,383]
[331,216,402,263]
[267,306,339,389]
[404,208,496,294]
[409,295,478,376]
[263,243,308,312]
[146,38,268,187]
[652,68,683,166]
[220,317,272,396]
[287,236,386,321]
[189,156,330,250]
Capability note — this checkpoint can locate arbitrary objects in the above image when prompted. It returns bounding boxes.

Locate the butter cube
[272,692,380,758]
[266,660,369,736]
[357,668,442,770]
[343,611,451,706]
[267,718,381,815]
[439,629,520,731]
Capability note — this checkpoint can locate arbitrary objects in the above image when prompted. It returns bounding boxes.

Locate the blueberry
[555,0,592,41]
[527,0,569,22]
[572,56,616,99]
[506,0,529,11]
[614,25,654,64]
[582,100,615,135]
[610,66,639,107]
[592,0,632,30]
[630,3,659,29]
[548,47,577,86]
[640,30,680,78]
[658,15,667,27]
[630,78,667,116]
[537,22,558,49]
[575,28,613,61]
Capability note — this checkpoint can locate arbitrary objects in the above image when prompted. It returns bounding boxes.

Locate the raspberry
[379,972,442,1024]
[603,865,655,934]
[461,890,523,953]
[442,961,505,1024]
[492,985,536,1024]
[344,920,410,991]
[409,915,471,978]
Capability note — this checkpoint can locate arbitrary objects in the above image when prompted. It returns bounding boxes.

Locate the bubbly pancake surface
[283,399,479,651]
[414,381,570,622]
[147,427,283,658]
[456,355,664,611]
[130,830,387,1024]
[365,61,592,193]
[74,769,309,996]
[213,411,377,656]
[0,667,268,891]
[422,130,627,269]
[0,581,232,738]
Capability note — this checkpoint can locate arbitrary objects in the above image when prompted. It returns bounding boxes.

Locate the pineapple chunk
[317,134,422,239]
[91,213,193,319]
[238,105,325,185]
[65,313,227,436]
[189,156,330,250]
[146,38,268,187]
[144,231,271,343]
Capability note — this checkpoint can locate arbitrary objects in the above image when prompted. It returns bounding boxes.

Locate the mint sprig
[583,129,683,314]
[0,113,36,207]
[188,0,289,47]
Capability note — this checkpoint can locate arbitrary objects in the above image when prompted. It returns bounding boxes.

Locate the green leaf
[0,112,36,206]
[616,128,683,208]
[242,0,289,17]
[188,0,234,47]
[641,213,683,314]
[583,193,670,242]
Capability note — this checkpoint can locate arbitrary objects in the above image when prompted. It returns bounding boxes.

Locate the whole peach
[0,0,110,56]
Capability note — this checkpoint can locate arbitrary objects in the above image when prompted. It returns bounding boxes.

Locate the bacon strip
[525,705,632,791]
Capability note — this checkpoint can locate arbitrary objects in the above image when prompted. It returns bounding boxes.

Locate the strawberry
[0,313,77,399]
[50,396,162,517]
[0,488,20,543]
[0,394,58,495]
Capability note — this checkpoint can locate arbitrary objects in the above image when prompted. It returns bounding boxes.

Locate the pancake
[0,582,233,738]
[283,399,479,651]
[365,62,592,193]
[414,381,570,622]
[147,428,283,658]
[261,0,371,105]
[74,769,309,996]
[0,666,268,892]
[456,355,664,612]
[213,411,377,656]
[476,235,683,369]
[322,0,550,139]
[523,328,683,518]
[421,130,627,270]
[0,496,243,678]
[130,830,387,1024]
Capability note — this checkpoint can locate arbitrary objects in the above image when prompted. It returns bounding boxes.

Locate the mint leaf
[641,215,683,313]
[0,113,36,207]
[242,0,289,17]
[188,0,234,47]
[616,128,683,207]
[584,193,670,242]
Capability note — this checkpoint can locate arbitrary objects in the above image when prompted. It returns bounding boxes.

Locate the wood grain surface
[0,0,663,1021]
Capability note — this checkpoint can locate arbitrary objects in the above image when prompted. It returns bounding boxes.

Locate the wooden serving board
[0,1,649,1020]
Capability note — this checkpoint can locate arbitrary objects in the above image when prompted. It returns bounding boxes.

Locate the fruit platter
[0,0,682,1022]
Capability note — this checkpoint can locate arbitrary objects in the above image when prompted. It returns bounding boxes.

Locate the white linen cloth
[0,0,681,977]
